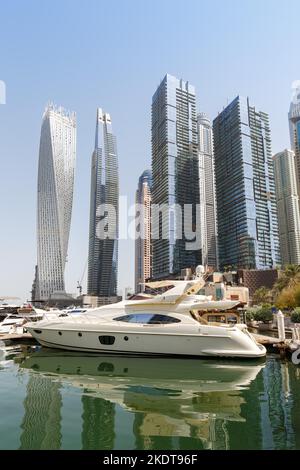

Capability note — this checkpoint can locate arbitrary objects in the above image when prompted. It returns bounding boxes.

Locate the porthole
[58,331,62,336]
[33,329,42,334]
[98,362,114,372]
[78,332,82,337]
[124,336,129,341]
[99,335,115,345]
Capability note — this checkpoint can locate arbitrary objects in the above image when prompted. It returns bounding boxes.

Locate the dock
[0,332,36,343]
[252,333,281,345]
[253,332,300,358]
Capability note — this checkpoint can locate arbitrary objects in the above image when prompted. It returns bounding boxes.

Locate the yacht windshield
[113,314,181,324]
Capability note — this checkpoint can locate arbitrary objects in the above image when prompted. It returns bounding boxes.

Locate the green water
[0,342,299,450]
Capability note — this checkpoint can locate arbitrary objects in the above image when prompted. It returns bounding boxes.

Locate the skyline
[0,0,300,300]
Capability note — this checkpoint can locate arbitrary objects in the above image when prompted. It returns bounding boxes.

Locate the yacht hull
[27,327,266,358]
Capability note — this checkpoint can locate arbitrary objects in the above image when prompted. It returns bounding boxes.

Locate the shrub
[253,305,273,323]
[294,285,300,307]
[245,309,256,322]
[291,309,300,323]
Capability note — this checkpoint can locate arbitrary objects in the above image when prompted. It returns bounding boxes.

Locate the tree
[252,286,272,305]
[253,305,273,323]
[276,285,300,310]
[273,265,300,297]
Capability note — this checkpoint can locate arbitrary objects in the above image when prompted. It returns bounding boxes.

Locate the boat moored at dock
[27,279,266,358]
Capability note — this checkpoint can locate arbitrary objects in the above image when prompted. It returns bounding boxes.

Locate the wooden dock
[252,333,281,345]
[0,332,36,343]
[253,332,300,358]
[252,332,285,355]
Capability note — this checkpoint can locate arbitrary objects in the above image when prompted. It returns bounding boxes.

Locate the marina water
[0,342,299,450]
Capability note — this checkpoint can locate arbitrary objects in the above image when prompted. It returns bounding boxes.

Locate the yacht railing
[40,311,107,324]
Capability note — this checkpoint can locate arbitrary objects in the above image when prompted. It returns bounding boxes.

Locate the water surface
[0,342,299,450]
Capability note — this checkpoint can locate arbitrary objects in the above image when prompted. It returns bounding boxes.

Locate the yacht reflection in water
[18,349,265,450]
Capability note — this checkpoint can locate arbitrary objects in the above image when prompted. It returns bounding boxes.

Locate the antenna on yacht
[195,265,205,278]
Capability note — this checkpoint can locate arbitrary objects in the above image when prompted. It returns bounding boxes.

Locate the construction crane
[77,258,88,297]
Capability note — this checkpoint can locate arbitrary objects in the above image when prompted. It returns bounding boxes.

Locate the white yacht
[26,279,266,358]
[0,297,21,317]
[0,314,27,334]
[0,312,45,335]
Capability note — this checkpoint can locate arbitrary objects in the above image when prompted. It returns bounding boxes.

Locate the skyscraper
[36,104,76,301]
[197,112,218,269]
[135,170,152,293]
[151,74,200,279]
[288,82,300,194]
[273,149,300,265]
[87,108,119,299]
[213,96,280,270]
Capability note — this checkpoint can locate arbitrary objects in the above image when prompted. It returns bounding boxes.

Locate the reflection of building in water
[134,413,191,450]
[290,365,300,449]
[260,360,295,450]
[130,389,245,450]
[18,355,264,450]
[19,375,62,449]
[81,394,115,450]
[18,353,300,450]
[192,417,230,450]
[128,363,300,451]
[226,360,300,450]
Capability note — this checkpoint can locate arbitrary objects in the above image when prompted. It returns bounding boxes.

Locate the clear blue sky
[0,0,299,301]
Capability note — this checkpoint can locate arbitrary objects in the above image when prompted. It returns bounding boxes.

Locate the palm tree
[273,264,300,298]
[252,286,272,305]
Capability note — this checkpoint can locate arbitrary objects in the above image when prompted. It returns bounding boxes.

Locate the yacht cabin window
[113,314,181,324]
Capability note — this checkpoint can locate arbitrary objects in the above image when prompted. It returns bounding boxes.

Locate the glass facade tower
[273,149,300,265]
[289,82,300,196]
[135,170,152,293]
[197,112,218,269]
[36,104,76,301]
[151,74,200,279]
[213,96,280,270]
[87,108,119,297]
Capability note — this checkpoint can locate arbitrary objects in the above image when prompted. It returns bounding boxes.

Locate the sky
[0,0,299,302]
